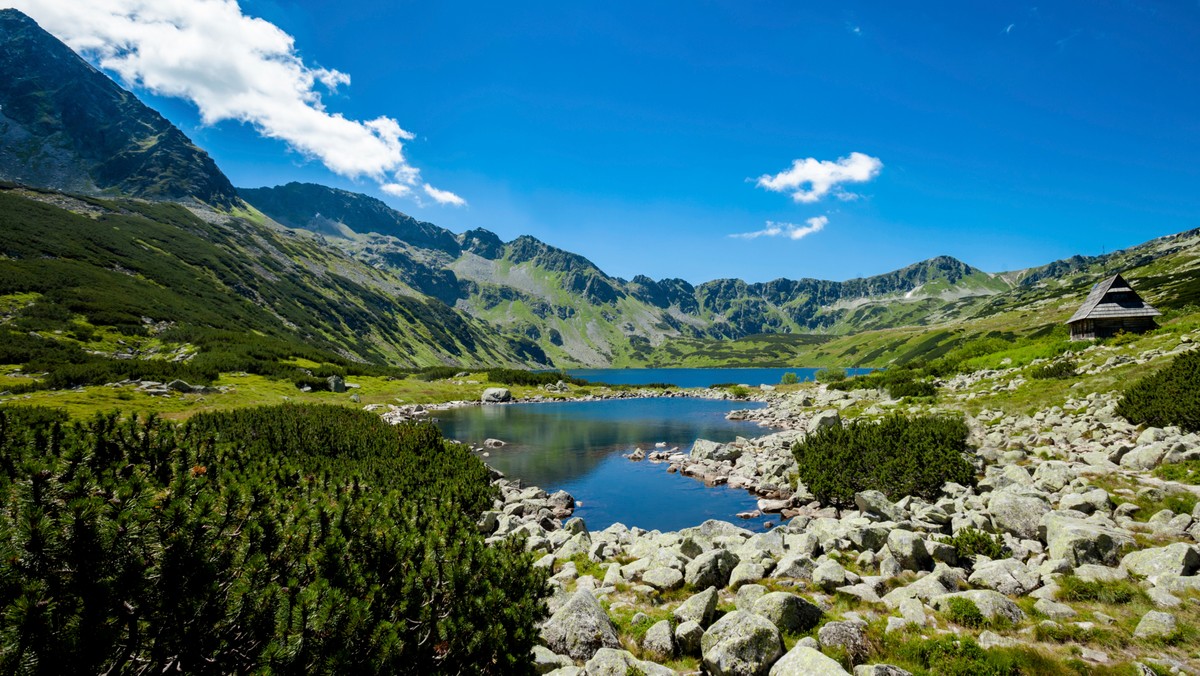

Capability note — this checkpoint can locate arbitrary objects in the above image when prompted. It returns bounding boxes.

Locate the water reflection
[435,397,771,531]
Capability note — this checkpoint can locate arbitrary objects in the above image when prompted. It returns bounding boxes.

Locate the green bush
[887,379,937,399]
[780,372,799,385]
[815,367,847,383]
[485,369,590,387]
[1116,350,1200,432]
[937,527,1009,564]
[1028,360,1076,380]
[886,633,1066,676]
[792,414,975,507]
[944,597,988,629]
[727,385,751,398]
[0,404,547,674]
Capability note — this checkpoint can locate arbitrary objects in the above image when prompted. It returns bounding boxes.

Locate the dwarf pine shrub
[792,414,974,507]
[0,404,547,674]
[1116,349,1200,432]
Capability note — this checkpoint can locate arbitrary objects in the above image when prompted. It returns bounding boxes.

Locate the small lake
[435,397,772,532]
[564,367,874,389]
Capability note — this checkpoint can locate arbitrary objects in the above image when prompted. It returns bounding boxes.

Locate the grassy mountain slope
[0,10,238,207]
[0,185,540,376]
[642,227,1200,368]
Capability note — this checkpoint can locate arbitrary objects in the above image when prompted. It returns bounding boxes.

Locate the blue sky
[16,1,1200,283]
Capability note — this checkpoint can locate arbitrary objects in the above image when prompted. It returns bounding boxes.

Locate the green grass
[1154,460,1200,485]
[1056,576,1147,605]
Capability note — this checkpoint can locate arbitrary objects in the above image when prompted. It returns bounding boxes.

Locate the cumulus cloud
[731,215,828,241]
[756,152,882,203]
[422,183,466,207]
[10,0,464,205]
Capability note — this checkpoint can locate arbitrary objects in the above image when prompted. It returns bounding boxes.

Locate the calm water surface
[565,367,873,389]
[435,397,772,531]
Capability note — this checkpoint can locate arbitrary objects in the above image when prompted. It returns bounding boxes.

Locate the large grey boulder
[881,564,965,609]
[1121,543,1200,578]
[808,410,841,434]
[931,590,1025,625]
[817,620,868,662]
[675,620,704,656]
[701,610,784,676]
[1041,514,1135,566]
[728,561,767,589]
[642,620,675,662]
[1133,610,1177,639]
[481,387,513,403]
[813,559,848,591]
[968,558,1040,596]
[643,567,684,591]
[532,645,573,674]
[691,438,742,462]
[752,591,824,633]
[326,375,346,393]
[770,646,850,675]
[686,549,739,588]
[887,529,932,571]
[581,648,674,676]
[541,589,621,661]
[988,490,1050,539]
[772,554,816,580]
[1059,488,1112,515]
[673,586,719,627]
[853,666,913,676]
[855,490,902,521]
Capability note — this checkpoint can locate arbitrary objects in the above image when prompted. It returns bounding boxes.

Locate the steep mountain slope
[0,185,539,368]
[0,10,238,207]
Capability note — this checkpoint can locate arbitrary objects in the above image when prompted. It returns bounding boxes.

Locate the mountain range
[1,7,1197,370]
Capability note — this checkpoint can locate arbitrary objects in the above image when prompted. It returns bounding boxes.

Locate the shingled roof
[1067,273,1161,323]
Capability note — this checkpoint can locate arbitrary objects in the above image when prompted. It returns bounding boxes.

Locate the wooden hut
[1066,273,1160,341]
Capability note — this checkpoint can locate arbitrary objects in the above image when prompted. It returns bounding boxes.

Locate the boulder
[817,620,869,662]
[641,620,675,662]
[643,567,684,591]
[808,410,841,434]
[1033,598,1077,619]
[752,591,824,633]
[685,549,739,588]
[675,620,704,656]
[886,529,932,571]
[1058,489,1111,515]
[1041,514,1135,567]
[967,558,1040,596]
[532,645,573,674]
[770,646,851,676]
[326,375,346,393]
[813,559,848,591]
[772,554,816,580]
[548,490,576,518]
[931,590,1025,625]
[988,490,1050,540]
[701,610,784,676]
[853,667,913,676]
[673,586,719,627]
[691,438,742,462]
[581,648,674,676]
[541,590,621,661]
[1132,611,1177,639]
[728,561,766,589]
[481,387,512,403]
[855,490,902,521]
[1120,543,1200,578]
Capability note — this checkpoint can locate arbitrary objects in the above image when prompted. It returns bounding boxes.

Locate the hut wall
[1071,317,1157,340]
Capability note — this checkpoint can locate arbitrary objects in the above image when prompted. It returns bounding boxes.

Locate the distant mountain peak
[0,9,239,207]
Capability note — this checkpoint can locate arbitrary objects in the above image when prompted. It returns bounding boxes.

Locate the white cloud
[380,183,413,198]
[10,0,461,205]
[731,215,828,241]
[756,152,882,203]
[422,183,466,207]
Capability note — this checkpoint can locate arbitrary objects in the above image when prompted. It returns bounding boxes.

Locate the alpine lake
[434,368,869,531]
